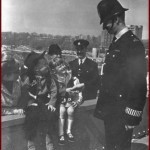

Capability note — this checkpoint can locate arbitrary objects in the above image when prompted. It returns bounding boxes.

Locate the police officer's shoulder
[131,35,144,50]
[127,31,145,53]
[86,57,98,65]
[128,31,141,44]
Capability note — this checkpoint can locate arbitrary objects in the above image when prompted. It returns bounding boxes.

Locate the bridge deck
[2,99,148,150]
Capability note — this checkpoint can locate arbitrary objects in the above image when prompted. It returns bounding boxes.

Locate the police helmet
[97,0,128,24]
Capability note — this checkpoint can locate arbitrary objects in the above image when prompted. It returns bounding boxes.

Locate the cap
[48,44,62,56]
[73,39,89,53]
[24,51,46,70]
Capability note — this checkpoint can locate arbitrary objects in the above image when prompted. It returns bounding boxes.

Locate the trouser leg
[104,116,133,150]
[35,122,47,150]
[24,106,39,141]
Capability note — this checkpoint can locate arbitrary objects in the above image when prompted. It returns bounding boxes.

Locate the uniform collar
[115,27,129,41]
[78,57,86,64]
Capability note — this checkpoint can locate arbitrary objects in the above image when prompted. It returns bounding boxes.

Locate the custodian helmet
[97,0,128,24]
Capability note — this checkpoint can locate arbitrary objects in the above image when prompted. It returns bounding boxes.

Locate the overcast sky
[2,0,148,39]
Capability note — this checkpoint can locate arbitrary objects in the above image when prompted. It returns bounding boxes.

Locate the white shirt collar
[115,27,128,41]
[78,57,86,65]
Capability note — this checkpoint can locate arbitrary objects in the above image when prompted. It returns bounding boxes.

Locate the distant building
[100,30,113,48]
[74,34,88,40]
[127,25,143,40]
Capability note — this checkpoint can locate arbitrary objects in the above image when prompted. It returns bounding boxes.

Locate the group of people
[2,40,99,150]
[2,0,147,150]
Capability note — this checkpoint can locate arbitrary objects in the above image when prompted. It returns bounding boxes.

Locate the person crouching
[23,51,57,150]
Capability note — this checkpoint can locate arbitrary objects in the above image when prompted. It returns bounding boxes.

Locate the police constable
[94,0,147,150]
[69,39,99,101]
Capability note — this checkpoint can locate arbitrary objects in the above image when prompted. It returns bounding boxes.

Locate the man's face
[103,19,117,34]
[77,49,86,59]
[47,54,61,63]
[50,54,61,60]
[34,58,49,76]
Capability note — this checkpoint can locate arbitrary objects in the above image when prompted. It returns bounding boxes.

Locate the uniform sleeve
[76,92,83,105]
[48,78,57,107]
[124,39,147,126]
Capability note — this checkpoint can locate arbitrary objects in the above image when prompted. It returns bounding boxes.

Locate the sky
[2,0,149,39]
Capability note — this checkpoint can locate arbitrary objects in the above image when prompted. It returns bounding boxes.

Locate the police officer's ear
[112,16,120,25]
[115,16,120,25]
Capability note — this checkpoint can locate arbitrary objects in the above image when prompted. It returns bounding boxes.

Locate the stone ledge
[2,115,25,129]
[2,99,97,128]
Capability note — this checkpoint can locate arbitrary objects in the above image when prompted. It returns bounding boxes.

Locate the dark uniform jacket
[95,30,147,126]
[69,57,99,100]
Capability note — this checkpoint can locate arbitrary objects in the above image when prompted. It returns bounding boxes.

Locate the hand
[73,83,84,89]
[13,109,24,115]
[21,76,30,86]
[73,77,80,85]
[66,88,73,93]
[71,101,78,108]
[46,103,56,112]
[29,103,38,106]
[125,125,136,131]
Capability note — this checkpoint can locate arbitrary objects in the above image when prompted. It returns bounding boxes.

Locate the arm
[76,92,83,105]
[66,77,84,92]
[66,83,84,92]
[47,78,57,107]
[71,92,83,108]
[124,40,147,126]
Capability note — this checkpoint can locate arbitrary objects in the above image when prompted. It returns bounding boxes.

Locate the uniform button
[79,68,81,70]
[107,52,109,55]
[119,95,122,97]
[113,55,115,57]
[69,98,72,101]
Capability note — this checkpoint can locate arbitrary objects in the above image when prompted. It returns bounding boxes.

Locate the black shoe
[58,135,65,145]
[67,133,75,142]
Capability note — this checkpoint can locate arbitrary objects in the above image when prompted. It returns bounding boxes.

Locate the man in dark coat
[94,0,147,150]
[69,39,99,101]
